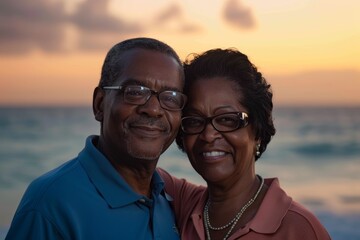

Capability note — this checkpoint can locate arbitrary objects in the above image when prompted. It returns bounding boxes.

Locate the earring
[255,143,261,157]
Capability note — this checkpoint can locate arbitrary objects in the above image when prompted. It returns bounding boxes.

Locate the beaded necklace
[203,176,264,240]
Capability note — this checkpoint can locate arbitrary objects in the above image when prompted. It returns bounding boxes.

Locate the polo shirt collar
[78,135,165,208]
[189,178,293,238]
[248,178,293,234]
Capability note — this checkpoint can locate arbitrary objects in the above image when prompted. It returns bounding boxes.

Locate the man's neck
[115,162,157,197]
[96,136,159,196]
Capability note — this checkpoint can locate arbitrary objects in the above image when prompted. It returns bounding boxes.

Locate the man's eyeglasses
[181,112,249,134]
[102,85,187,111]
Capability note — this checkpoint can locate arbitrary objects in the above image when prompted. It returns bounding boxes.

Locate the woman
[159,48,331,239]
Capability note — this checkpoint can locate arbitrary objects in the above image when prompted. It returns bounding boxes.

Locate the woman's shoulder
[283,201,331,239]
[287,200,327,228]
[261,178,331,239]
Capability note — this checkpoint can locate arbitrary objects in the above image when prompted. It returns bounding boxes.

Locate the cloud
[154,3,202,33]
[70,0,143,51]
[71,0,142,33]
[155,3,182,23]
[223,0,256,29]
[0,0,202,55]
[0,0,68,53]
[0,0,143,54]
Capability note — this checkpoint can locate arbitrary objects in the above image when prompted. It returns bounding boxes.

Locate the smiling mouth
[203,151,226,157]
[130,125,166,138]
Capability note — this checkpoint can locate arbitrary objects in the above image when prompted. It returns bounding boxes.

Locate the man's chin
[127,144,163,161]
[124,134,173,160]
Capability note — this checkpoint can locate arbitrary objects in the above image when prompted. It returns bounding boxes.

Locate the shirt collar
[78,135,166,208]
[248,178,293,234]
[189,178,293,238]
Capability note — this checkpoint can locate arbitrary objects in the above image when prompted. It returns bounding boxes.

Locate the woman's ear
[93,87,105,122]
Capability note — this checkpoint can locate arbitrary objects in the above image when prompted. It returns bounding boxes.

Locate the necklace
[203,176,264,240]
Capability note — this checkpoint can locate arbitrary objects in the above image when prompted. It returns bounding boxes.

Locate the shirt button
[139,198,146,203]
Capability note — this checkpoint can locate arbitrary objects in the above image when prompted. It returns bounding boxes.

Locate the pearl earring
[256,143,261,157]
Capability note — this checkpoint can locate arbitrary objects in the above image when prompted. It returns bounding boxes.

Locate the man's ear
[93,87,105,122]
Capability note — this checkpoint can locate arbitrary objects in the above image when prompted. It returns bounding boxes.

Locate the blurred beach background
[0,106,359,239]
[0,0,359,239]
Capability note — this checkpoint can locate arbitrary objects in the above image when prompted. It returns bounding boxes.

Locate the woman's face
[182,77,258,185]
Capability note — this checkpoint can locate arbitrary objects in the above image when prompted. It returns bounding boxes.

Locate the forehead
[117,49,183,91]
[190,76,241,98]
[186,77,245,114]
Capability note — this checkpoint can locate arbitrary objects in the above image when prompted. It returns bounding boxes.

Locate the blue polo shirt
[6,136,180,240]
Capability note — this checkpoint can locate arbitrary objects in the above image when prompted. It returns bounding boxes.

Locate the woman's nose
[198,122,221,142]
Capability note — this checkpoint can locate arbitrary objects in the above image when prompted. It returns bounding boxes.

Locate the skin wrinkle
[94,45,184,196]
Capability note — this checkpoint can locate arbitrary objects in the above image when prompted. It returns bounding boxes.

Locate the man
[6,37,186,239]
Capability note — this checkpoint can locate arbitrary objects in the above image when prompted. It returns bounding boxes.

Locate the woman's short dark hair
[176,48,276,160]
[98,37,184,87]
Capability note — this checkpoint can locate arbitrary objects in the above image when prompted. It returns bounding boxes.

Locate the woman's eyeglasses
[102,85,187,111]
[181,112,249,134]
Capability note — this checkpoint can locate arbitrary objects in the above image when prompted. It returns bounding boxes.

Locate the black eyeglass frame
[102,85,187,111]
[181,111,249,135]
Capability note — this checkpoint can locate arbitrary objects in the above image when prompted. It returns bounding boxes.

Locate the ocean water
[0,106,359,239]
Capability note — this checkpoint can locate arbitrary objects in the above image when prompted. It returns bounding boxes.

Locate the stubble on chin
[123,132,163,161]
[129,144,161,160]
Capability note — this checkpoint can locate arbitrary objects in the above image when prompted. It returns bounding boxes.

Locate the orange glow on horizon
[0,0,359,106]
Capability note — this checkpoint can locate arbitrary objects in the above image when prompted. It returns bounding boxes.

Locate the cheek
[183,137,198,169]
[110,105,125,124]
[106,104,133,133]
[105,96,122,120]
[183,135,197,157]
[231,134,256,158]
[163,113,181,143]
[167,112,181,130]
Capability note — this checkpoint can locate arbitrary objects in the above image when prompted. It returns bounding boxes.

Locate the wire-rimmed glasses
[102,85,187,111]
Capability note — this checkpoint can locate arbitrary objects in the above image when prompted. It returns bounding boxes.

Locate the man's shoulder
[33,158,81,185]
[21,158,85,208]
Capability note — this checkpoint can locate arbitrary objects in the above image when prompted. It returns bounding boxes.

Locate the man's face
[94,49,183,163]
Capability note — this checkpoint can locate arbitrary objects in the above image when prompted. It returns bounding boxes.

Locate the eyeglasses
[181,112,249,134]
[102,85,187,111]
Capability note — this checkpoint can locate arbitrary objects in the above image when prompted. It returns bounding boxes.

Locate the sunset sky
[0,0,359,106]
